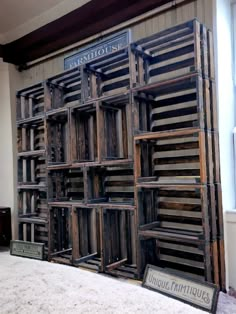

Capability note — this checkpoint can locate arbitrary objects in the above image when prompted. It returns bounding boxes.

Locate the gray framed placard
[10,240,44,260]
[142,265,219,313]
[64,30,131,70]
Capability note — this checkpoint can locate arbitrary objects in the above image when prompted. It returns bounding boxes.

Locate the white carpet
[0,249,235,314]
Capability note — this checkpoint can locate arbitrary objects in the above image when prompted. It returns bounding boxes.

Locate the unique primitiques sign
[64,30,130,70]
[142,265,219,313]
[10,240,44,260]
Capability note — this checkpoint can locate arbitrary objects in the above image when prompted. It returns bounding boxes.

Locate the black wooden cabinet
[0,207,11,246]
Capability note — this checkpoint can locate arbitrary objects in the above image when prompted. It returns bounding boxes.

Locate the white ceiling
[0,0,90,43]
[0,0,65,33]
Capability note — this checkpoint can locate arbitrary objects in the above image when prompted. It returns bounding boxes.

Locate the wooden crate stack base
[48,203,137,278]
[134,129,222,285]
[18,186,48,249]
[138,235,218,283]
[49,205,73,265]
[16,19,225,289]
[100,205,137,276]
[19,216,48,248]
[131,18,224,289]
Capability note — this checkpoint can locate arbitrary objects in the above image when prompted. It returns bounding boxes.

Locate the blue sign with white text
[64,30,130,70]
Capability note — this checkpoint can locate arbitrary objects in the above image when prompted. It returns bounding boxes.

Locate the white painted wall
[0,59,15,238]
[215,0,235,210]
[214,0,236,289]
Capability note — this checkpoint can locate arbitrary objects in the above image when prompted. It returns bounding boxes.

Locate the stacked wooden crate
[16,19,225,289]
[44,49,137,279]
[17,83,48,251]
[132,19,225,289]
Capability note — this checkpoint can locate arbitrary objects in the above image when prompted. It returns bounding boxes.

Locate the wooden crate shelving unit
[16,19,225,289]
[16,83,48,252]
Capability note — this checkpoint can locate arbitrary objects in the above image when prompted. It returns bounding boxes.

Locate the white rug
[0,250,235,314]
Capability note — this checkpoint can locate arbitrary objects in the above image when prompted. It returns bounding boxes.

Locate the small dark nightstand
[0,207,11,246]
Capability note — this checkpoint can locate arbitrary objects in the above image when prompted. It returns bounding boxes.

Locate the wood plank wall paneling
[20,0,213,88]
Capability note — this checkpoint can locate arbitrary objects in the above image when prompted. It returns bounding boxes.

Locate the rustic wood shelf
[16,19,225,289]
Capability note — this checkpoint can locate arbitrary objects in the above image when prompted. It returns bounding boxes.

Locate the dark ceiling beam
[2,0,173,65]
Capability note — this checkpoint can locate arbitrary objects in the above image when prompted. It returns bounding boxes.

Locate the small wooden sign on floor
[10,240,44,260]
[142,265,219,313]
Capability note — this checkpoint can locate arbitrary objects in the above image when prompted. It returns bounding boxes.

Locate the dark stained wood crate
[48,205,72,264]
[16,83,44,122]
[138,234,214,283]
[98,94,133,162]
[131,19,204,86]
[70,94,133,166]
[134,129,212,185]
[46,110,70,166]
[18,187,48,246]
[48,168,84,203]
[17,120,45,156]
[84,47,131,100]
[71,205,101,271]
[45,66,82,113]
[70,103,99,164]
[18,186,47,216]
[137,185,211,241]
[18,215,48,248]
[86,165,134,205]
[100,205,137,277]
[18,156,46,187]
[133,73,212,132]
